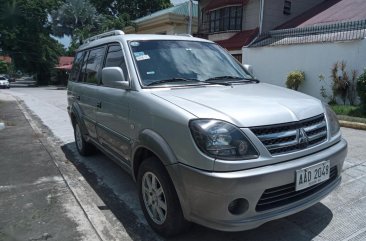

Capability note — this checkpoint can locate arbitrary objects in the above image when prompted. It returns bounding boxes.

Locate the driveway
[3,87,366,241]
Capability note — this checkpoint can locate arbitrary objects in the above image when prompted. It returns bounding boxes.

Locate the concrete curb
[339,120,366,131]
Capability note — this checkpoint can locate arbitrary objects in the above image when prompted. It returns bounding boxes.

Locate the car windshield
[129,40,255,87]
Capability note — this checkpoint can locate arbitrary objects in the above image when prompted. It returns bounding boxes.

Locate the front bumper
[167,138,347,231]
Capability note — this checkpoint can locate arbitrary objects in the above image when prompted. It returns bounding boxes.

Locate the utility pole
[188,0,193,35]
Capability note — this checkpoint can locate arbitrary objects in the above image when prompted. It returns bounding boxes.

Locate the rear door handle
[97,102,102,108]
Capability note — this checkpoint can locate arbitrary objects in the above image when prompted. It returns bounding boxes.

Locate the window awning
[215,28,258,50]
[204,0,249,12]
[55,64,72,70]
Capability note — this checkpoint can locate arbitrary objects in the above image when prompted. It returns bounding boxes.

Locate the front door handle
[97,102,102,108]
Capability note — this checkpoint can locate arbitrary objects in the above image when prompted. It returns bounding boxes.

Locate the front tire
[74,122,95,156]
[137,157,189,237]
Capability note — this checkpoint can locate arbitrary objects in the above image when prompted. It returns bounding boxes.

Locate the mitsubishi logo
[298,128,309,147]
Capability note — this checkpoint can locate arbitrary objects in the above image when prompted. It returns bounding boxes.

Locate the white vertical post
[188,0,193,34]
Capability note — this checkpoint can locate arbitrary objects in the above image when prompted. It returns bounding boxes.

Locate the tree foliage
[90,0,172,19]
[0,0,65,84]
[0,61,9,74]
[50,0,102,38]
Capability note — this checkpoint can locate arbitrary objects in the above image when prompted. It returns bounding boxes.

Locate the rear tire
[74,122,95,156]
[137,157,190,237]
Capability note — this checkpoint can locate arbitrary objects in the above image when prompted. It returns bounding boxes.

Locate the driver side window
[103,45,128,84]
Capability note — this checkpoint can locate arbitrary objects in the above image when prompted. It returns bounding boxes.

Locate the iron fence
[250,19,366,47]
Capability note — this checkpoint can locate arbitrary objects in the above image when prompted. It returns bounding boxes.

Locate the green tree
[100,13,135,32]
[0,0,65,85]
[50,0,102,39]
[90,0,171,20]
[0,61,9,74]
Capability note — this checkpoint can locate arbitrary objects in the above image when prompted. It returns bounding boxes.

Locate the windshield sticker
[147,71,155,75]
[134,51,144,57]
[136,54,150,61]
[130,41,140,47]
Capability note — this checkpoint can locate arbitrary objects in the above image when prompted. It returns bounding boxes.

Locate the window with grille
[283,0,292,15]
[209,6,242,33]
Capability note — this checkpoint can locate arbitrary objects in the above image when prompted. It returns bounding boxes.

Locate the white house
[243,0,366,101]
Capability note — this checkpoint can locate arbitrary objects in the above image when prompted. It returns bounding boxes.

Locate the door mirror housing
[102,67,129,89]
[243,64,254,76]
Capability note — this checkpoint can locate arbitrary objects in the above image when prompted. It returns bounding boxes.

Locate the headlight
[324,104,340,137]
[189,119,258,160]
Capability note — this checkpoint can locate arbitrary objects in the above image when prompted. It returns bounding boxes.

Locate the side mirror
[243,64,254,76]
[102,67,129,89]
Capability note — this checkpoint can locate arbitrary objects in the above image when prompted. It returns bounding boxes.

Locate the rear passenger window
[69,52,84,82]
[85,47,105,84]
[104,45,128,81]
[78,51,89,82]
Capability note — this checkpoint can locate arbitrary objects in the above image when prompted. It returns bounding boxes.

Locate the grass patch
[337,115,366,124]
[330,105,366,119]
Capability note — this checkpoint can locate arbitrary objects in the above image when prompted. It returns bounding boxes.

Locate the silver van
[67,30,347,237]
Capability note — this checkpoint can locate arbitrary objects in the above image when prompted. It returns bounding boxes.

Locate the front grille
[256,166,337,212]
[250,114,327,155]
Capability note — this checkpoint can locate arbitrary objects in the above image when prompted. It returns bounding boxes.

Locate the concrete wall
[243,39,366,101]
[243,0,260,30]
[262,0,322,32]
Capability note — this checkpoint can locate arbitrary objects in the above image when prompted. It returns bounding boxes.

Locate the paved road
[4,87,366,241]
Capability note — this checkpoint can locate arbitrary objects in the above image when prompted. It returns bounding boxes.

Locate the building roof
[215,29,258,50]
[204,0,249,12]
[55,56,74,71]
[250,0,366,47]
[134,1,198,24]
[57,56,73,67]
[277,0,366,29]
[0,56,12,64]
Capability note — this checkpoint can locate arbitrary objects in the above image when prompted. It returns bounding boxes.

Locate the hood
[152,83,324,127]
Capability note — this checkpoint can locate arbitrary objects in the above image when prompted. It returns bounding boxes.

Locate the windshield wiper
[147,78,200,86]
[205,76,260,84]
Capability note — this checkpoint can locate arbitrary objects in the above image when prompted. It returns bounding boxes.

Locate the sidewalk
[0,96,101,241]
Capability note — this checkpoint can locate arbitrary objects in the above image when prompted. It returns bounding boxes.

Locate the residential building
[55,56,74,71]
[197,0,324,62]
[124,1,198,35]
[243,0,366,102]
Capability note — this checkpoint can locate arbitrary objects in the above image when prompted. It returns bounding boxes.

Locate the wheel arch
[132,129,178,181]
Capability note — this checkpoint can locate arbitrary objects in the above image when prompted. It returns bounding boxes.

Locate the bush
[357,69,366,112]
[330,61,357,105]
[286,70,305,91]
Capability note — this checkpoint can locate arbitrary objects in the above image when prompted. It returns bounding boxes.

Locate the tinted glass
[104,45,128,82]
[85,47,105,84]
[78,51,89,82]
[129,40,253,86]
[70,51,84,82]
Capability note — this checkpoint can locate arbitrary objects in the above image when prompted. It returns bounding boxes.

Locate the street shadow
[61,142,333,241]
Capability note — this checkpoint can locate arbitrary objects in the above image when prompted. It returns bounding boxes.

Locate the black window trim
[69,51,86,83]
[75,45,106,86]
[208,4,243,34]
[100,41,131,88]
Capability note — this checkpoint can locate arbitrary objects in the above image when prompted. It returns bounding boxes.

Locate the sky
[56,0,189,48]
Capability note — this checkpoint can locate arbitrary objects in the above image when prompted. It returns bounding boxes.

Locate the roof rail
[175,33,193,37]
[84,30,124,43]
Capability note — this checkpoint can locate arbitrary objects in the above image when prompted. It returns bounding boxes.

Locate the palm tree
[50,0,102,40]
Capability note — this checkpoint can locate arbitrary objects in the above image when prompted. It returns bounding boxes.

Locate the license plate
[295,161,330,191]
